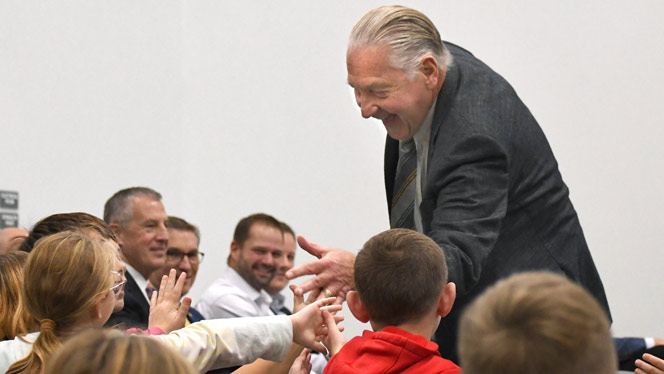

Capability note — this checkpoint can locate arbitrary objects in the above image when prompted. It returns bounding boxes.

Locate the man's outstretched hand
[286,236,356,301]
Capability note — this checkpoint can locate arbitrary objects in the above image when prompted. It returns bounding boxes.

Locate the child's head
[458,271,616,374]
[19,212,117,253]
[349,228,455,330]
[7,231,116,374]
[0,251,36,340]
[16,212,126,312]
[46,329,197,374]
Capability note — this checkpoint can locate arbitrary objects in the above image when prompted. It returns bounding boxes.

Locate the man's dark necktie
[390,141,417,229]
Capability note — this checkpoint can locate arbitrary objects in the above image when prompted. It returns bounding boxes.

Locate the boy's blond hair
[46,329,196,374]
[459,272,616,374]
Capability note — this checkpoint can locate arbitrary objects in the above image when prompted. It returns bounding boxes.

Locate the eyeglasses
[166,249,205,264]
[110,271,127,295]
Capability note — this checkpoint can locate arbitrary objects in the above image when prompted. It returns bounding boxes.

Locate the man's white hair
[348,5,453,78]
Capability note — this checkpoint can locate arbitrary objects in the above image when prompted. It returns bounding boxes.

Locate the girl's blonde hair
[0,251,37,340]
[46,329,197,374]
[7,231,115,374]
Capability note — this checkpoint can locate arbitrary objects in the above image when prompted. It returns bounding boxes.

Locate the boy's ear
[347,291,370,323]
[437,282,456,318]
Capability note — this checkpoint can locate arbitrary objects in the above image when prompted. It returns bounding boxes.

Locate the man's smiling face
[231,222,284,291]
[347,44,435,141]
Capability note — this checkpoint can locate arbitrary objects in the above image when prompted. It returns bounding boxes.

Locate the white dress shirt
[196,267,274,319]
[124,261,151,303]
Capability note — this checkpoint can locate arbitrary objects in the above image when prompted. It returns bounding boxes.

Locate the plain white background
[2,1,663,342]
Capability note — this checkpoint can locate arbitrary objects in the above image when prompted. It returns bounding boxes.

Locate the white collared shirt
[400,97,437,233]
[196,267,274,319]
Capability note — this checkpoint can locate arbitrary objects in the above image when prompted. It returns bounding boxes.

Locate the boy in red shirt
[322,228,459,374]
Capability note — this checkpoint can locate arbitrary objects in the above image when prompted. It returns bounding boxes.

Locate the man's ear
[419,55,439,88]
[230,241,241,261]
[108,223,124,247]
[437,282,456,318]
[347,291,370,323]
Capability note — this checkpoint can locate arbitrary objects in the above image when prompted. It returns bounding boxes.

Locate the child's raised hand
[288,348,312,374]
[148,269,190,333]
[321,310,346,356]
[636,353,664,374]
[289,296,342,354]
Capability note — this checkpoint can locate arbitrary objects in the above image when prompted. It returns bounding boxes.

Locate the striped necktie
[145,283,156,299]
[390,141,417,229]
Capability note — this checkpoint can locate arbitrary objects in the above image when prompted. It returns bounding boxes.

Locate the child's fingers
[314,326,329,336]
[290,284,304,304]
[310,340,328,356]
[320,304,342,314]
[166,268,177,290]
[312,296,336,307]
[322,310,337,328]
[158,274,168,302]
[178,297,192,319]
[306,288,322,304]
[174,271,186,294]
[150,286,158,305]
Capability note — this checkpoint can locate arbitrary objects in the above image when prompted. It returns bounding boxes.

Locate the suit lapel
[124,272,150,316]
[384,135,399,214]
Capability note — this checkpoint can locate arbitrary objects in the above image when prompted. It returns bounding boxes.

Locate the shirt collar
[270,292,286,310]
[124,262,150,301]
[226,267,273,305]
[412,96,437,147]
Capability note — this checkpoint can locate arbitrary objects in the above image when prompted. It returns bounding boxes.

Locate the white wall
[2,1,663,341]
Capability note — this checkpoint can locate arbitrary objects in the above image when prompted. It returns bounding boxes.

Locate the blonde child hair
[46,329,196,374]
[0,252,36,340]
[459,272,616,374]
[7,231,116,374]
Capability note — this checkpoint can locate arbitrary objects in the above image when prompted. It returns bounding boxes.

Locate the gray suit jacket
[385,42,610,362]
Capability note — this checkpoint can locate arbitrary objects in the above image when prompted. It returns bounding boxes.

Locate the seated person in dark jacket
[104,187,170,329]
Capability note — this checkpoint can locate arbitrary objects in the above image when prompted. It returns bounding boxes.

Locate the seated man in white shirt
[266,221,297,315]
[196,213,288,319]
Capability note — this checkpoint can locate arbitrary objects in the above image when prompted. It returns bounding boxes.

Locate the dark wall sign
[0,191,19,209]
[0,212,19,229]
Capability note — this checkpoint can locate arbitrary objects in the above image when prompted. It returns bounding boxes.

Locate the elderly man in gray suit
[287,5,610,363]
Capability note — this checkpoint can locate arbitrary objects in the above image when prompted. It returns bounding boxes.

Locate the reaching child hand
[636,353,664,374]
[321,310,346,356]
[289,296,343,354]
[148,269,191,333]
[288,348,312,374]
[290,284,307,314]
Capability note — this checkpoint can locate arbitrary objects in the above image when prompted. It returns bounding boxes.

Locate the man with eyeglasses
[148,216,206,324]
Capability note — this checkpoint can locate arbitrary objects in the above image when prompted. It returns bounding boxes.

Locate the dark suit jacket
[385,43,610,362]
[105,271,150,329]
[187,306,206,324]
